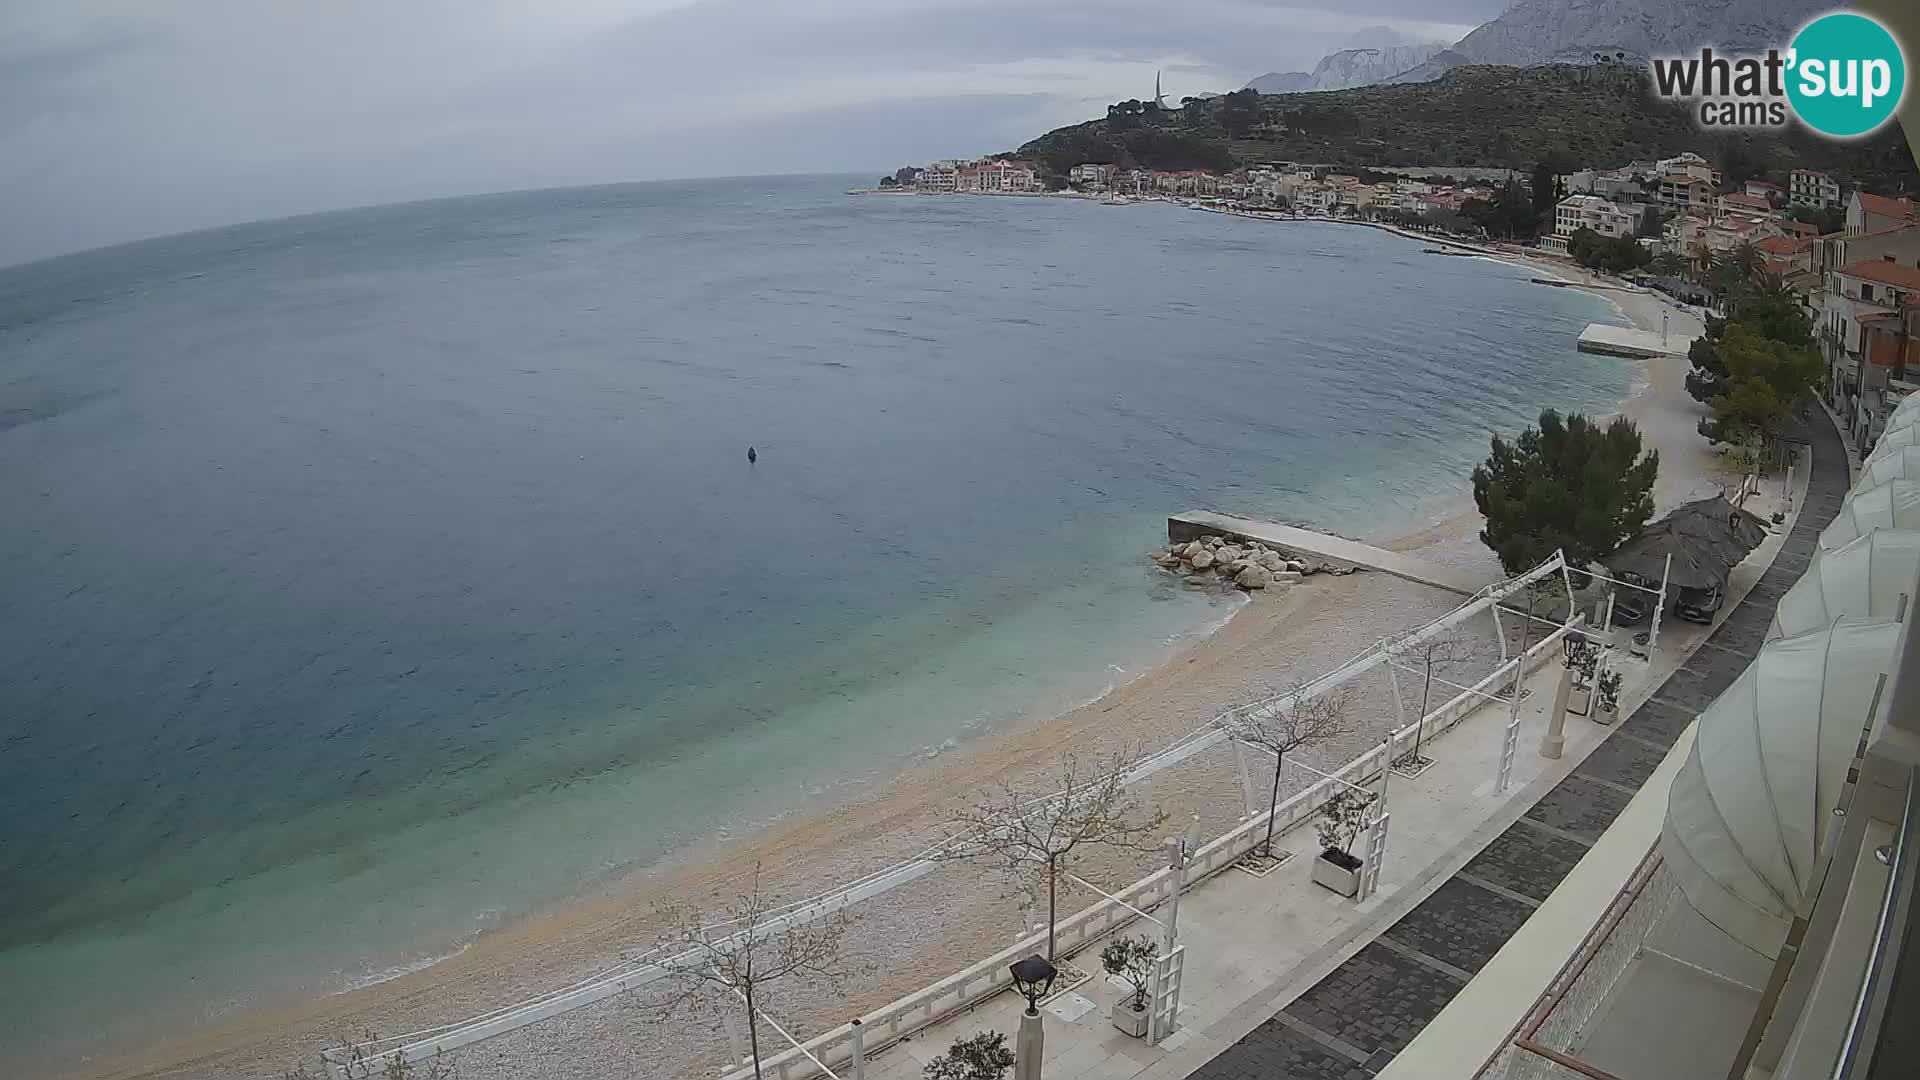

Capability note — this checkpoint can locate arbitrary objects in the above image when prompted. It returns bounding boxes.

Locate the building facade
[1791,168,1842,208]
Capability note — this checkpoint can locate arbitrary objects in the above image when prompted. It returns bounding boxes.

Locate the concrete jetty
[1576,322,1695,359]
[1168,510,1490,596]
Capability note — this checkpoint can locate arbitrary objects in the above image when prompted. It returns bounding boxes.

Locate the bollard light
[1008,954,1058,1015]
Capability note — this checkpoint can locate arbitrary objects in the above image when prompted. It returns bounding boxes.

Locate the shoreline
[58,217,1716,1080]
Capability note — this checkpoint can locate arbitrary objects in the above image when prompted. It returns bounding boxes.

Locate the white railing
[727,618,1582,1080]
[328,554,1575,1077]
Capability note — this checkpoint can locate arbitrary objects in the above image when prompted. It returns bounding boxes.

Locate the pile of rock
[1148,534,1331,591]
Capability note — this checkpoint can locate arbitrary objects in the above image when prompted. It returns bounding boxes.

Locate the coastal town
[878,148,1920,467]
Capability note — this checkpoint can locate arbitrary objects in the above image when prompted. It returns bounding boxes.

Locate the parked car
[1674,581,1725,623]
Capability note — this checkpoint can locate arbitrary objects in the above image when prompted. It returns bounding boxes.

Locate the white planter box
[1111,998,1150,1037]
[1594,703,1618,726]
[1311,852,1361,897]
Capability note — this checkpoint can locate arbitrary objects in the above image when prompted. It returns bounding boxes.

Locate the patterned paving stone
[1191,1016,1367,1080]
[1577,733,1670,790]
[1524,774,1633,843]
[1707,611,1772,652]
[1623,697,1699,748]
[1383,878,1536,974]
[1281,942,1463,1058]
[1463,822,1589,901]
[1653,664,1732,712]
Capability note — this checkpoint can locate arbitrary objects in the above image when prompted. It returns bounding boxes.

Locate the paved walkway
[1184,414,1849,1079]
[1168,512,1487,596]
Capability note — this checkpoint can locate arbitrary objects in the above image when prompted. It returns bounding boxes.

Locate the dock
[1168,510,1491,596]
[1576,322,1696,359]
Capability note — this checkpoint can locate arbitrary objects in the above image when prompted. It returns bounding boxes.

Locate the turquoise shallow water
[0,176,1628,1056]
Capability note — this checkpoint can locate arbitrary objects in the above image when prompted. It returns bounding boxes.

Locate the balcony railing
[1475,850,1676,1080]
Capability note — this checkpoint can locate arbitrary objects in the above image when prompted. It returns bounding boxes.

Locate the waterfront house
[1067,163,1113,189]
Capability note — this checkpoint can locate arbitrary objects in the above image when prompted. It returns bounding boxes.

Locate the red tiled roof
[1721,193,1772,211]
[1781,221,1819,237]
[1756,236,1810,255]
[1747,180,1782,190]
[1858,192,1918,220]
[1840,258,1920,290]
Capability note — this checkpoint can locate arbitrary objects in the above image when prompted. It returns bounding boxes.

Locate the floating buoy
[747,446,757,464]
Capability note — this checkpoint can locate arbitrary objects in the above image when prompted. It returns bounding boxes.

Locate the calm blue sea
[0,175,1628,1057]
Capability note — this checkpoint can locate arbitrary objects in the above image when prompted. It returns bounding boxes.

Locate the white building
[1067,163,1113,189]
[1543,194,1644,251]
[1792,168,1842,209]
[916,161,958,192]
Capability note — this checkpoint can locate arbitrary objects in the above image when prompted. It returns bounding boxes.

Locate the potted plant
[1099,935,1158,1037]
[1594,669,1623,725]
[1310,789,1374,897]
[924,1031,1016,1080]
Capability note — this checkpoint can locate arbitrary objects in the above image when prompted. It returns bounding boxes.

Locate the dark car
[1674,581,1725,623]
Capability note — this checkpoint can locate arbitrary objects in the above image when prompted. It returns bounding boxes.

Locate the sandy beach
[62,231,1728,1080]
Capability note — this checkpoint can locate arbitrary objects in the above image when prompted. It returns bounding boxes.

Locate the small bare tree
[655,864,855,1080]
[1393,629,1481,767]
[935,751,1168,963]
[1217,682,1357,858]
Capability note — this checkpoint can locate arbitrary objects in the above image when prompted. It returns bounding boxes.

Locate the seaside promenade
[843,417,1840,1080]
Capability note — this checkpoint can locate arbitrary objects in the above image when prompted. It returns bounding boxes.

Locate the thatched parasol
[1607,495,1770,590]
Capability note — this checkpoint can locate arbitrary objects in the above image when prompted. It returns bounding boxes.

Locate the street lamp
[1008,954,1057,1015]
[1008,954,1057,1080]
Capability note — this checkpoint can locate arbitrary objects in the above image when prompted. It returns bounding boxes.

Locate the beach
[43,216,1732,1080]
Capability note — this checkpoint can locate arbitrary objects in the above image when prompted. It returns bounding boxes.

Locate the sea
[0,175,1631,1062]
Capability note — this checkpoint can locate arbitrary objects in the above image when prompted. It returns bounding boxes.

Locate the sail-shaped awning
[1660,621,1900,955]
[1770,529,1920,638]
[1853,445,1920,490]
[1864,423,1920,465]
[1819,477,1920,550]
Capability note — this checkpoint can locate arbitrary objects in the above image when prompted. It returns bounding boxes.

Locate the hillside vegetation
[1013,65,1916,192]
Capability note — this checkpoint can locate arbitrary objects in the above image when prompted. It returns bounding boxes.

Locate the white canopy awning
[1819,477,1920,550]
[1886,391,1920,427]
[1660,621,1900,955]
[1770,529,1920,638]
[1865,424,1920,466]
[1853,445,1920,490]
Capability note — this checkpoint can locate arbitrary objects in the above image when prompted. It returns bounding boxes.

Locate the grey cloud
[0,0,1504,266]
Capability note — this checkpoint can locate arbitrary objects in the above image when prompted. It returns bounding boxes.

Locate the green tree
[1216,88,1263,139]
[1790,204,1846,235]
[1697,324,1822,445]
[1567,228,1652,273]
[1686,316,1732,403]
[1651,250,1686,277]
[1471,410,1660,575]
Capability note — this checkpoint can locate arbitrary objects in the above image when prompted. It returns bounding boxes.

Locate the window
[1863,284,1877,302]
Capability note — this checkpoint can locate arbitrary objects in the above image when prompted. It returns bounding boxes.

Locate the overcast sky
[0,0,1506,266]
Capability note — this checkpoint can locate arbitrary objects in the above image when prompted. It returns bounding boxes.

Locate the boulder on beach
[1190,549,1216,570]
[1235,565,1271,589]
[1258,551,1283,570]
[1286,560,1309,574]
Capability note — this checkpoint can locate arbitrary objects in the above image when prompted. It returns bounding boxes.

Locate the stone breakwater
[1148,533,1357,591]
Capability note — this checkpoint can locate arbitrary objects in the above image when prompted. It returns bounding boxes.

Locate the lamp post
[1009,955,1057,1080]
